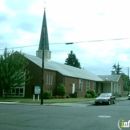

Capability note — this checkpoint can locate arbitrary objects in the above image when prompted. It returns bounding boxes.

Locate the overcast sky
[0,0,130,75]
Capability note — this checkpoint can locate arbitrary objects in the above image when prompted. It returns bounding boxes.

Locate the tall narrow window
[86,80,90,91]
[46,74,53,85]
[79,79,83,91]
[50,75,53,85]
[48,74,51,85]
[46,74,49,84]
[93,81,96,90]
[3,87,24,97]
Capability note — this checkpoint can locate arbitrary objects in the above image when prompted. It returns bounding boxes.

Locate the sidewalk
[44,97,128,107]
[44,101,93,107]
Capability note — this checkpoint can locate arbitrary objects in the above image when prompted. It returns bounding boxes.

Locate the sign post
[33,86,41,101]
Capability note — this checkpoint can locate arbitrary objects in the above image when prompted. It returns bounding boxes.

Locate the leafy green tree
[0,48,32,98]
[111,63,129,91]
[65,51,81,68]
[121,73,129,91]
[111,63,122,75]
[56,83,66,96]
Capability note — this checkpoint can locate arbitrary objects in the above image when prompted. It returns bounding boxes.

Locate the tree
[111,63,129,91]
[0,48,32,98]
[65,51,81,69]
[111,63,122,75]
[121,73,129,91]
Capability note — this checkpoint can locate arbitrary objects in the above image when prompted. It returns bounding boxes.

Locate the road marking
[98,115,111,118]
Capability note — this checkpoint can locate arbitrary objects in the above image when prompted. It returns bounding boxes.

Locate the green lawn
[0,97,94,103]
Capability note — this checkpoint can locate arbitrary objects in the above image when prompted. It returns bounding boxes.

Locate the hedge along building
[1,9,123,98]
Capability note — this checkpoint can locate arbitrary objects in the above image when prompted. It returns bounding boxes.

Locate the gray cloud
[12,14,41,33]
[0,13,8,22]
[48,19,75,43]
[4,0,35,12]
[17,21,38,33]
[0,34,5,40]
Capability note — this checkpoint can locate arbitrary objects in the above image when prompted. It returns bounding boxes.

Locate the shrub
[52,96,55,99]
[55,95,59,98]
[62,96,66,98]
[86,89,96,98]
[69,93,75,98]
[66,95,70,98]
[97,93,101,96]
[43,90,52,99]
[56,83,66,96]
[85,93,92,98]
[95,94,98,97]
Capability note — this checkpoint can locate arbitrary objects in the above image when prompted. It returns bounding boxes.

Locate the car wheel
[113,100,115,104]
[108,101,111,105]
[95,102,98,105]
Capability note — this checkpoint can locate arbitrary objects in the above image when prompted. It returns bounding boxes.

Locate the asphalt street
[0,98,130,130]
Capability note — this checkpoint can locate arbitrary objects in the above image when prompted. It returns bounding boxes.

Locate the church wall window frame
[46,73,53,85]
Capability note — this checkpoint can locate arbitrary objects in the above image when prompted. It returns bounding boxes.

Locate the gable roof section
[24,53,103,81]
[98,75,121,82]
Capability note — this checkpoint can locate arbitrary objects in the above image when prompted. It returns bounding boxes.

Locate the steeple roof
[38,8,49,50]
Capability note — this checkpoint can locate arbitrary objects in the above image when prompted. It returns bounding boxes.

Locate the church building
[1,9,123,98]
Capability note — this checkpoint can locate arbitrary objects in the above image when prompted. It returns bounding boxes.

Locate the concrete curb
[0,101,19,104]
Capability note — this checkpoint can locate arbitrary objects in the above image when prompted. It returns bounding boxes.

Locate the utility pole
[41,28,45,105]
[128,67,130,94]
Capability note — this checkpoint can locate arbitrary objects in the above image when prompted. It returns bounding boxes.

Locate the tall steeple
[36,8,51,59]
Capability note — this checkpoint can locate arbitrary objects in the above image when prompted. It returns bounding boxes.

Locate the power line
[0,37,129,50]
[0,44,38,51]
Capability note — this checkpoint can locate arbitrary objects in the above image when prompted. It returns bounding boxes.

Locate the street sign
[34,86,41,94]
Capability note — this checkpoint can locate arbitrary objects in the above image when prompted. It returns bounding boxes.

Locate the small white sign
[34,86,41,94]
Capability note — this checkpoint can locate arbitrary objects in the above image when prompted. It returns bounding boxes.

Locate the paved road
[0,99,130,130]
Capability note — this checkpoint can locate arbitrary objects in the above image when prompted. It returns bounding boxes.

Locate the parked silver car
[128,94,130,100]
[95,93,116,105]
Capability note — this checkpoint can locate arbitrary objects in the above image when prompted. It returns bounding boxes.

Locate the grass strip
[0,97,94,103]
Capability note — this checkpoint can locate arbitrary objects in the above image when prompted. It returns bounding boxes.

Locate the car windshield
[99,93,111,97]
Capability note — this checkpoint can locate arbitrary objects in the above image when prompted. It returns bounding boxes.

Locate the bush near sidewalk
[43,90,52,99]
